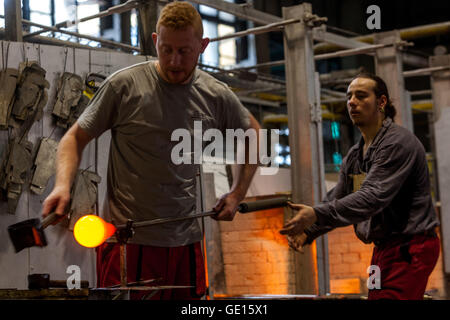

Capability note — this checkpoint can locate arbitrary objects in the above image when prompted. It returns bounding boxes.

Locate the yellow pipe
[412,102,433,110]
[262,109,343,124]
[263,102,432,124]
[314,21,450,54]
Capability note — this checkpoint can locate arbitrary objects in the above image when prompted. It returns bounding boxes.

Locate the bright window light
[77,3,100,36]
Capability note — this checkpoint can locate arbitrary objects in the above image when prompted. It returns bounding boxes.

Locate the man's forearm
[54,134,84,191]
[230,163,258,200]
[230,114,260,200]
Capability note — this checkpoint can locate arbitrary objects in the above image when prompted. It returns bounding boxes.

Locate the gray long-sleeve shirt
[305,118,439,245]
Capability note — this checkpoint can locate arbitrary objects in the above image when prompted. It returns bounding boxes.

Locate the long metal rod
[222,60,285,73]
[189,0,281,25]
[209,18,300,42]
[321,88,347,98]
[238,95,281,108]
[222,43,390,74]
[314,43,389,60]
[198,62,286,85]
[409,89,432,96]
[116,210,217,229]
[236,87,283,96]
[25,34,119,52]
[403,65,450,78]
[0,15,142,52]
[312,27,369,50]
[23,0,142,39]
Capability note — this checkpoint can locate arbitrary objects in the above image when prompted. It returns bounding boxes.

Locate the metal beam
[137,0,158,56]
[402,52,429,68]
[23,34,119,52]
[6,16,141,52]
[374,30,413,131]
[4,0,22,41]
[403,65,450,78]
[120,0,132,45]
[23,0,141,39]
[237,95,281,108]
[224,60,285,72]
[311,26,368,50]
[283,3,325,296]
[314,43,388,60]
[225,43,391,74]
[189,0,281,25]
[430,55,450,282]
[314,21,450,54]
[198,62,286,86]
[210,18,299,42]
[409,90,432,96]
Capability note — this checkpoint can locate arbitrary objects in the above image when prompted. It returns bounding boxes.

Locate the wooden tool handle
[41,212,60,229]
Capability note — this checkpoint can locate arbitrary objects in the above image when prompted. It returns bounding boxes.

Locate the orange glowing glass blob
[73,215,116,248]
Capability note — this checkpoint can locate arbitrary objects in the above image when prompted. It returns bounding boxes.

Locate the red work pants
[368,233,440,300]
[96,241,206,300]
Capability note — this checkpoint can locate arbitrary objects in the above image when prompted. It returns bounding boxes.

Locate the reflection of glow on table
[0,286,194,300]
[0,288,89,300]
[214,293,366,300]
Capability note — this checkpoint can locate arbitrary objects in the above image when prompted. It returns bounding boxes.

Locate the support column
[4,0,23,42]
[137,0,158,57]
[200,170,227,298]
[120,0,131,45]
[253,0,277,74]
[374,31,412,131]
[282,3,323,295]
[430,54,450,298]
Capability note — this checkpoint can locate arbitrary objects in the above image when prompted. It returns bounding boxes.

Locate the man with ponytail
[280,73,440,300]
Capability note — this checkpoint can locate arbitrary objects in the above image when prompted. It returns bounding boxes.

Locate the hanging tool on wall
[0,137,34,214]
[0,61,49,214]
[63,168,102,231]
[0,68,18,130]
[52,72,84,129]
[29,137,58,195]
[51,72,106,129]
[9,61,49,130]
[83,73,106,99]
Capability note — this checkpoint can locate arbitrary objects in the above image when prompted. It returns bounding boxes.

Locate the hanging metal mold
[9,61,49,129]
[0,137,34,214]
[52,72,87,129]
[29,137,59,195]
[0,68,19,130]
[60,169,101,231]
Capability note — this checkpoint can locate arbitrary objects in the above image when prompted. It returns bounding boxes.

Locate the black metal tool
[7,213,60,253]
[28,273,89,290]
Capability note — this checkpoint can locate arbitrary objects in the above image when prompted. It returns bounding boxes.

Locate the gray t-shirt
[77,61,250,246]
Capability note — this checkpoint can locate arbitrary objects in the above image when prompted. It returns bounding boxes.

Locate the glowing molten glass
[73,215,116,248]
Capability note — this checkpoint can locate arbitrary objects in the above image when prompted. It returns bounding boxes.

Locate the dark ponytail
[353,73,397,120]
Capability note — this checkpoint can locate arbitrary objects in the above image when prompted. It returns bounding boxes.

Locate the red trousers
[368,233,440,300]
[96,241,206,300]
